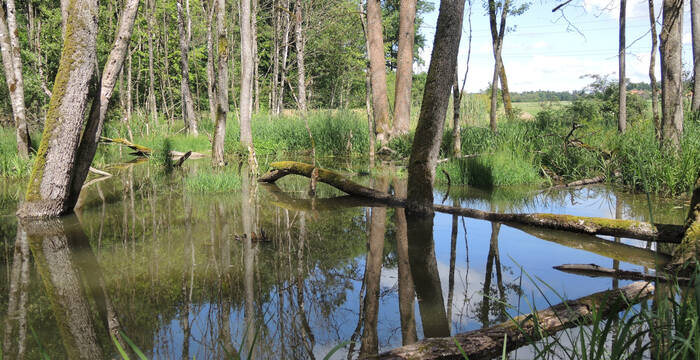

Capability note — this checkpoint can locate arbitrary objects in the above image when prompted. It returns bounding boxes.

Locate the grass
[184,165,242,193]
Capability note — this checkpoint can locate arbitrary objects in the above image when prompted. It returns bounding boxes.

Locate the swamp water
[0,162,688,359]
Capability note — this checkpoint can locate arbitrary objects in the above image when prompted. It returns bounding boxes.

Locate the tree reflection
[23,214,121,359]
[394,179,417,345]
[407,213,450,338]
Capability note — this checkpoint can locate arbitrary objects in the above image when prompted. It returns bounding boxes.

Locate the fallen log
[553,263,688,283]
[669,173,700,271]
[379,281,653,359]
[261,184,388,212]
[100,136,207,160]
[258,161,684,243]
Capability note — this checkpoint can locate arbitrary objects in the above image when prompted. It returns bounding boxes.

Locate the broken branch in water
[379,281,653,359]
[258,161,685,243]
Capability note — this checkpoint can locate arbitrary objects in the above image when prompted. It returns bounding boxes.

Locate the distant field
[513,101,571,118]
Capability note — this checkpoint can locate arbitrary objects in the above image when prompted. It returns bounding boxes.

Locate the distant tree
[177,0,198,135]
[381,0,434,70]
[647,0,661,141]
[691,0,700,111]
[212,0,228,167]
[240,0,257,166]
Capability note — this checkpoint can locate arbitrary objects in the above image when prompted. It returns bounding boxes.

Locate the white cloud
[533,41,548,50]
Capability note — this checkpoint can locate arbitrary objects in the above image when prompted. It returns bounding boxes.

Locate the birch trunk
[295,0,307,112]
[393,0,417,137]
[452,70,461,156]
[205,0,216,126]
[407,0,465,214]
[240,0,257,164]
[660,0,684,149]
[147,0,158,125]
[0,0,31,158]
[18,0,98,218]
[177,0,198,135]
[212,0,228,166]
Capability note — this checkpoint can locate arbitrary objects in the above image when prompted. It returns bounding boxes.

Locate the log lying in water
[669,174,700,271]
[99,136,206,160]
[554,263,688,283]
[379,281,654,360]
[258,161,684,243]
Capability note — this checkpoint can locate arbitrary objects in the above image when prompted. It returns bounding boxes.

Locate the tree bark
[649,0,662,141]
[295,0,307,113]
[489,60,500,132]
[202,0,216,127]
[407,0,465,214]
[669,174,700,269]
[452,70,461,156]
[240,0,256,164]
[212,0,228,167]
[499,63,513,118]
[146,0,158,125]
[366,0,391,145]
[0,0,31,158]
[68,0,139,211]
[619,0,627,133]
[278,0,292,114]
[18,0,98,218]
[379,281,654,359]
[252,0,260,113]
[177,0,198,135]
[692,0,700,111]
[660,0,684,149]
[393,0,417,137]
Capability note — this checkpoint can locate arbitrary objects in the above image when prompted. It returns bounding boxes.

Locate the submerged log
[379,281,654,359]
[258,161,684,243]
[100,136,206,160]
[554,263,688,283]
[670,173,700,271]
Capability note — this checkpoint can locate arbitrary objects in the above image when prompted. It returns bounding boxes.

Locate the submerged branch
[258,161,684,243]
[554,263,689,283]
[379,281,654,359]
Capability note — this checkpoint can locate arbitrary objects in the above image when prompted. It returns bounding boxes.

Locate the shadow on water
[0,162,689,359]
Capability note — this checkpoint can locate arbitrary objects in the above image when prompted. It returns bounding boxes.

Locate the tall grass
[0,127,32,178]
[184,165,241,193]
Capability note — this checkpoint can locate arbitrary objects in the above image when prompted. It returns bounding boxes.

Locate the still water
[0,161,687,359]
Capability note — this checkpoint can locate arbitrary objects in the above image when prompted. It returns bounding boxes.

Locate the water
[0,161,688,359]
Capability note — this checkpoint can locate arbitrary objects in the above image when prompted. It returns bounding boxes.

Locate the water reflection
[0,164,689,359]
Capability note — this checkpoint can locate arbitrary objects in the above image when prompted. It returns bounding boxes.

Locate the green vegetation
[184,165,242,193]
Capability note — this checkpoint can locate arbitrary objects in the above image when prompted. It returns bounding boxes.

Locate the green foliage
[437,148,542,188]
[184,165,242,193]
[0,127,33,178]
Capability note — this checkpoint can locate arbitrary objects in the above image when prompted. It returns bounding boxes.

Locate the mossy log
[379,281,653,359]
[99,136,206,160]
[258,161,684,243]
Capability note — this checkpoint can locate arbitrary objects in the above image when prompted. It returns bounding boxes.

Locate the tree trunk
[660,0,684,149]
[203,0,216,126]
[67,0,140,210]
[271,0,280,114]
[619,0,627,133]
[212,0,228,166]
[393,0,417,137]
[669,174,700,269]
[295,0,307,113]
[147,0,158,125]
[252,0,260,113]
[0,0,31,158]
[407,0,465,214]
[452,70,461,156]
[18,0,98,218]
[278,0,292,114]
[489,61,499,132]
[499,63,513,118]
[366,0,391,145]
[649,0,662,142]
[379,281,653,359]
[177,0,198,135]
[692,0,700,111]
[240,0,256,164]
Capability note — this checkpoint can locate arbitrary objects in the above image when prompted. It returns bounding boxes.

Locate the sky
[416,0,694,92]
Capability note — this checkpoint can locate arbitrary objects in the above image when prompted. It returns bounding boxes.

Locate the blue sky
[416,0,694,92]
